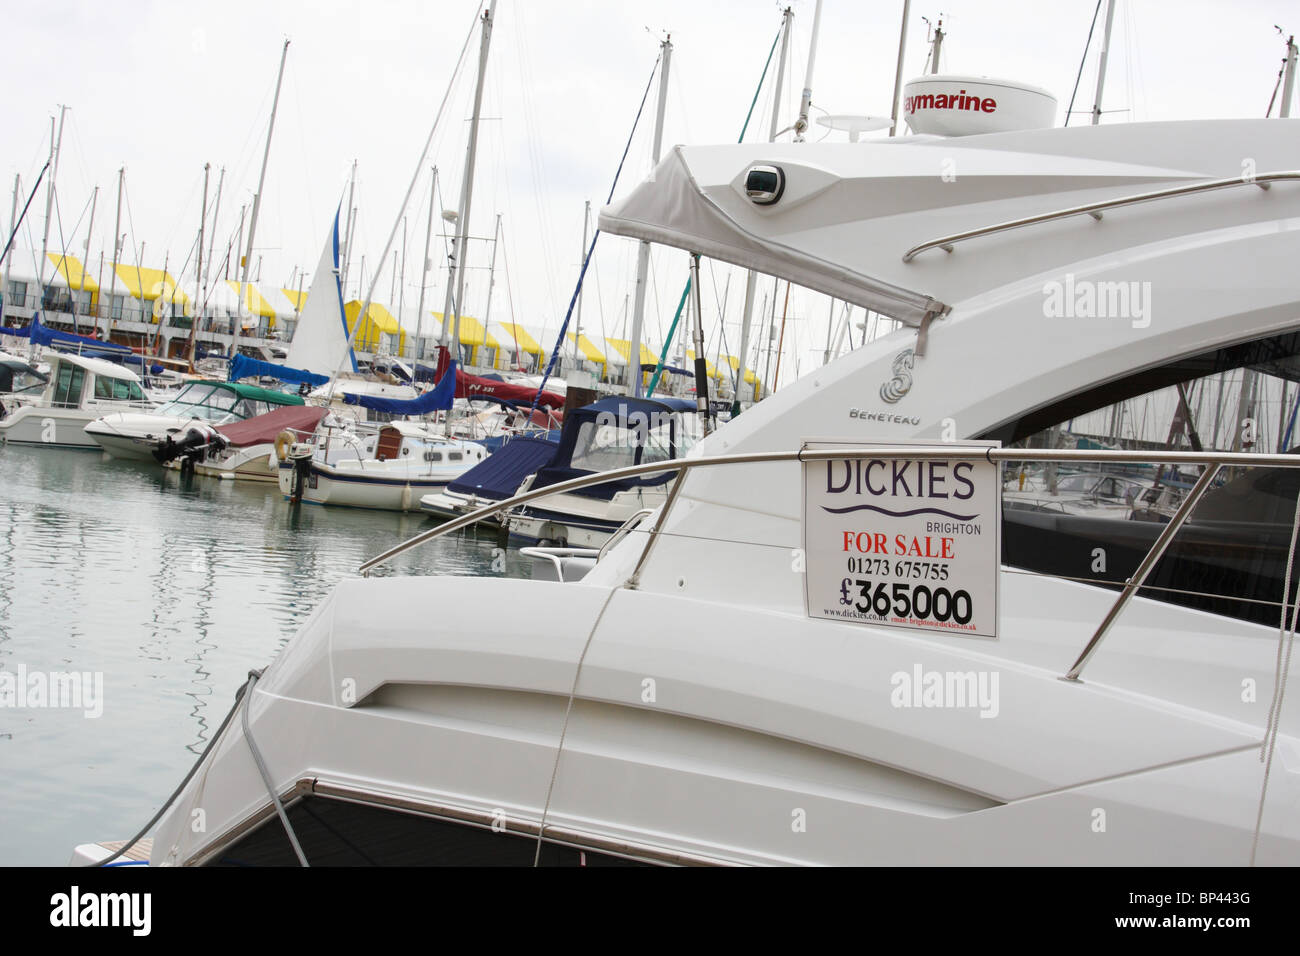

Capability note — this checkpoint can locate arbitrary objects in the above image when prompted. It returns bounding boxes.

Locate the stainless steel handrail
[901,170,1299,263]
[359,444,1300,681]
[361,445,1300,574]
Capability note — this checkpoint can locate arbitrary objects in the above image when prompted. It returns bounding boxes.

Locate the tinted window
[51,365,85,407]
[987,329,1300,626]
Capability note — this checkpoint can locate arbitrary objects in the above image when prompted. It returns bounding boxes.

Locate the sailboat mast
[1282,34,1297,117]
[689,254,712,434]
[736,6,793,411]
[104,168,123,338]
[74,185,98,334]
[414,166,438,357]
[793,0,824,141]
[1091,0,1117,125]
[187,163,210,366]
[928,18,945,73]
[2,174,17,318]
[236,38,289,353]
[446,0,497,377]
[37,106,68,303]
[889,1,912,136]
[483,213,501,342]
[574,200,589,367]
[204,167,224,301]
[342,159,358,295]
[627,35,672,395]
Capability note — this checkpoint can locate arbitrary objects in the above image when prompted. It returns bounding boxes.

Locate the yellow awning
[47,253,98,292]
[345,300,405,352]
[604,337,659,367]
[724,354,758,386]
[430,312,498,348]
[566,332,605,364]
[281,287,307,311]
[112,263,188,303]
[496,322,544,356]
[225,281,276,319]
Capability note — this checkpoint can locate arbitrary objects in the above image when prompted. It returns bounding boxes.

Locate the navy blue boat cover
[446,435,559,499]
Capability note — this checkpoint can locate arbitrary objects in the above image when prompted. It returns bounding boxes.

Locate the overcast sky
[4,0,1295,380]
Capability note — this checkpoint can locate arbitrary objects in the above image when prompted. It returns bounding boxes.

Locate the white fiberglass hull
[139,570,1300,866]
[84,413,196,462]
[165,445,280,482]
[279,460,458,511]
[0,405,101,449]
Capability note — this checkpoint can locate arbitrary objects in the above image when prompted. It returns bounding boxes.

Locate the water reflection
[0,443,528,863]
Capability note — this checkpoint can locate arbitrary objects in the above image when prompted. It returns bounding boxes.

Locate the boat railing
[901,170,1300,263]
[359,445,1300,683]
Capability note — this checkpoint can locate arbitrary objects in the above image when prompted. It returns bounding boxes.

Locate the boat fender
[274,430,295,462]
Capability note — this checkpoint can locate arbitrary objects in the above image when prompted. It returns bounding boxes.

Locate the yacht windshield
[155,383,243,422]
[986,328,1300,626]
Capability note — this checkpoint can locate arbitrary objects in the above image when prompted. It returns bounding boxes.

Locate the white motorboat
[84,380,307,462]
[83,115,1300,866]
[277,419,488,512]
[151,404,330,482]
[0,352,151,449]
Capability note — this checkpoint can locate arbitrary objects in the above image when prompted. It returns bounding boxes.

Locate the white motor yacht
[84,380,307,462]
[79,114,1300,866]
[0,352,150,449]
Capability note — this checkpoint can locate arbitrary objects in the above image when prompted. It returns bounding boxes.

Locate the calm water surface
[0,443,530,865]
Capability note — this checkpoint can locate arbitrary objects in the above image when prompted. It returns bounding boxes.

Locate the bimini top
[202,380,305,406]
[598,119,1300,327]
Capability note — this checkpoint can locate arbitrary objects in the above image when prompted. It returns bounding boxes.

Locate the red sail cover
[216,404,328,447]
[456,369,564,410]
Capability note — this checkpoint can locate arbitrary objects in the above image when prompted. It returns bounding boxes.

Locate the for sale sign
[802,440,1001,639]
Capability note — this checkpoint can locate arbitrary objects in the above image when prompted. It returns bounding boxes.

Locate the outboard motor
[287,442,314,505]
[152,424,228,475]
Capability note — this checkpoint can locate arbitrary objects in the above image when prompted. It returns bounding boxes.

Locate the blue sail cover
[1,316,131,352]
[229,352,330,387]
[342,361,457,414]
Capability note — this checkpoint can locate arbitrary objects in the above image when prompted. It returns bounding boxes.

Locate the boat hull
[279,461,453,511]
[0,405,100,449]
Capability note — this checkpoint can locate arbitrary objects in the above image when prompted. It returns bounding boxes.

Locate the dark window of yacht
[982,329,1300,627]
[51,365,85,407]
[208,795,648,867]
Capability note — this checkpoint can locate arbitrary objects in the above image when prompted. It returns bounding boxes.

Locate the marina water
[0,444,529,865]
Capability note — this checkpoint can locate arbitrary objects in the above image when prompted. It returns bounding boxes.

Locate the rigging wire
[1064,0,1105,126]
[526,49,663,415]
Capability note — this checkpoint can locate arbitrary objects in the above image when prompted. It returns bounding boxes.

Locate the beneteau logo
[890,664,1000,718]
[1042,273,1152,328]
[50,887,151,936]
[879,349,914,404]
[904,90,997,114]
[0,663,103,718]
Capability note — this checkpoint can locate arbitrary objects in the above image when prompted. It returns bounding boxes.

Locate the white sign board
[803,440,1001,639]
